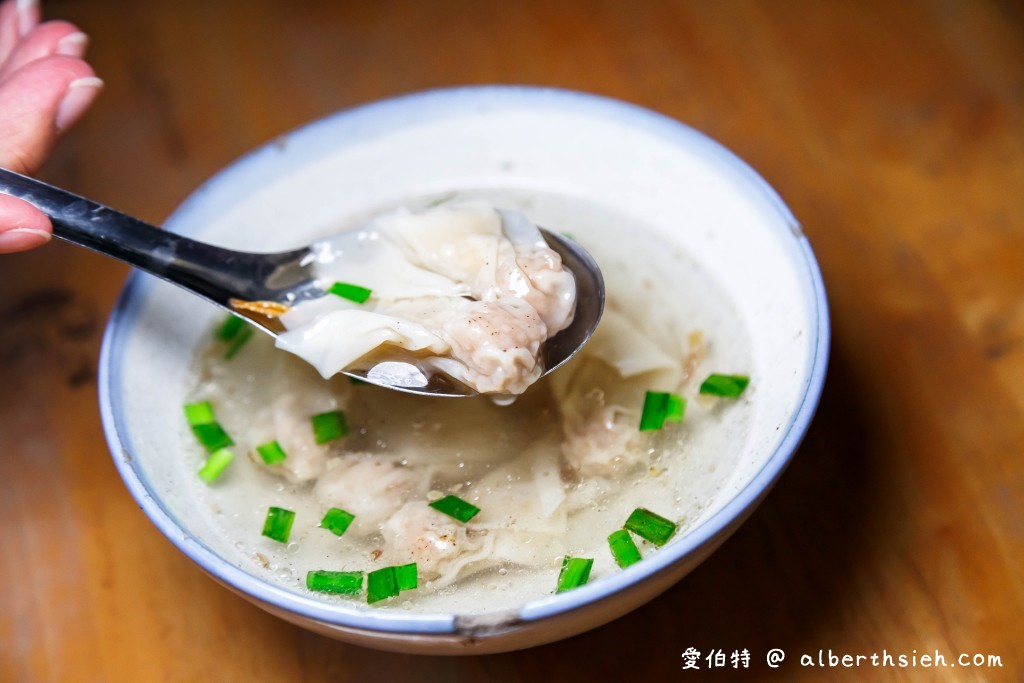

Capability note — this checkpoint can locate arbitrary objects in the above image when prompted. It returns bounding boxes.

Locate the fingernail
[56,32,89,58]
[56,76,104,132]
[16,0,39,37]
[0,227,51,252]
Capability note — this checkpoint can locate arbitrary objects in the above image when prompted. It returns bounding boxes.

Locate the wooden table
[3,0,1022,680]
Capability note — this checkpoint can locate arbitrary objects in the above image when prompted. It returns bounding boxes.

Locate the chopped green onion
[328,281,373,304]
[262,506,295,543]
[395,563,418,591]
[666,393,686,422]
[185,401,233,452]
[311,410,348,444]
[365,563,417,604]
[320,507,355,537]
[215,313,253,359]
[224,325,254,359]
[367,566,399,604]
[556,556,594,593]
[191,422,234,453]
[184,401,216,426]
[256,440,287,465]
[306,570,363,595]
[607,529,642,568]
[348,376,367,386]
[624,508,678,547]
[215,314,246,341]
[198,448,234,483]
[185,403,233,450]
[639,391,685,431]
[428,495,480,523]
[699,373,750,398]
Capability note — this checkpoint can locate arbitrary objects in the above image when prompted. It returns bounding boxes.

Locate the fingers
[0,2,20,64]
[0,0,39,63]
[0,54,100,173]
[0,192,51,253]
[0,0,97,253]
[0,1,99,174]
[0,19,85,80]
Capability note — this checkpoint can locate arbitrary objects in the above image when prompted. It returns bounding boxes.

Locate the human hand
[0,0,101,253]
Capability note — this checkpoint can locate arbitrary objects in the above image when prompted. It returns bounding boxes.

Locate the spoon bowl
[0,167,604,396]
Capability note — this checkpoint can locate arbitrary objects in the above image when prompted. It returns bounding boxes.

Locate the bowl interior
[102,87,827,638]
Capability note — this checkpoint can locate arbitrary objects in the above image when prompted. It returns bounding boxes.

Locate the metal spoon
[0,168,604,397]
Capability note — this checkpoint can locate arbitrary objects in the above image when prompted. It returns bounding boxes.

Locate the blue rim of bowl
[99,85,830,636]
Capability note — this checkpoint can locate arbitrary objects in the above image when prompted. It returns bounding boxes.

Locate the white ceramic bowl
[99,86,829,654]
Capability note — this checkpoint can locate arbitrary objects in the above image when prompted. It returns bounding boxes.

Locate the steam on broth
[185,193,754,614]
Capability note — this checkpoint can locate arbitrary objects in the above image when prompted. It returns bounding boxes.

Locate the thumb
[0,193,51,253]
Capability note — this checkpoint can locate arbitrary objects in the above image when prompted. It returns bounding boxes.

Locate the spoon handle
[0,168,294,305]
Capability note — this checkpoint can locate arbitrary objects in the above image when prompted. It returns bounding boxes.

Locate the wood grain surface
[2,0,1022,680]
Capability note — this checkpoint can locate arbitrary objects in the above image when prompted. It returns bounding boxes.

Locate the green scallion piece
[256,440,288,465]
[699,373,750,398]
[639,391,685,431]
[666,394,686,422]
[306,570,363,595]
[624,508,678,547]
[185,401,233,452]
[184,401,216,426]
[215,314,246,341]
[556,556,594,593]
[262,506,295,543]
[191,422,234,453]
[311,410,348,444]
[348,376,367,386]
[428,495,480,523]
[224,324,254,359]
[607,528,642,568]
[328,281,373,304]
[320,507,355,537]
[197,447,234,483]
[395,562,418,591]
[367,566,399,604]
